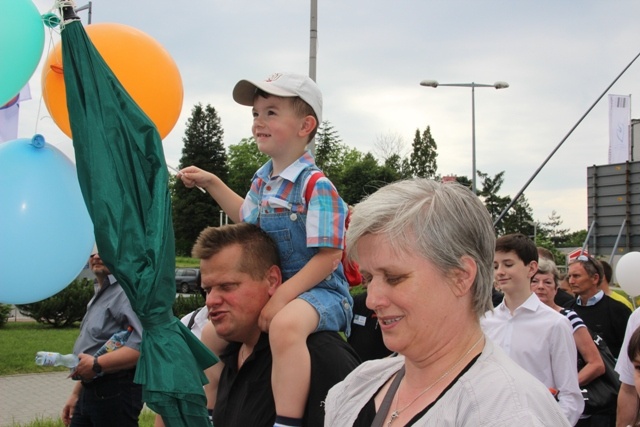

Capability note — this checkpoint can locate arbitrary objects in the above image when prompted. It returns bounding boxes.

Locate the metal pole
[308,0,318,156]
[471,84,477,194]
[75,1,92,24]
[493,49,640,228]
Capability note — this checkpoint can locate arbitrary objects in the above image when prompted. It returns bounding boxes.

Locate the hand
[72,353,94,380]
[179,166,216,190]
[258,293,289,332]
[62,392,79,426]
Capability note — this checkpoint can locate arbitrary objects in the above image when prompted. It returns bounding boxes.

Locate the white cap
[232,72,322,124]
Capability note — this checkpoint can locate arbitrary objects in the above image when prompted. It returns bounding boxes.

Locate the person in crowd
[482,233,583,425]
[615,308,640,427]
[532,257,608,426]
[62,251,144,427]
[347,284,393,362]
[537,246,574,306]
[179,72,352,427]
[599,260,633,311]
[564,255,631,359]
[193,222,360,427]
[324,179,572,426]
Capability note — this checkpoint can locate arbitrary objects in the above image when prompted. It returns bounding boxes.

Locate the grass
[7,408,157,427]
[176,256,199,268]
[1,323,159,427]
[0,322,78,376]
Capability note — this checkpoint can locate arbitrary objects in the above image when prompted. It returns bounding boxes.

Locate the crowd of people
[60,71,640,427]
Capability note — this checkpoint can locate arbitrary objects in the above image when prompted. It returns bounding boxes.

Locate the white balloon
[615,252,640,297]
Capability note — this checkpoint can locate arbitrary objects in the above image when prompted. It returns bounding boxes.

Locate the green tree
[227,138,268,197]
[477,170,534,236]
[564,229,589,248]
[340,153,398,205]
[409,126,438,178]
[172,103,228,255]
[540,210,570,246]
[16,279,94,328]
[315,121,346,180]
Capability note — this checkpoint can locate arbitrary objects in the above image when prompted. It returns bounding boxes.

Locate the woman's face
[530,272,557,306]
[358,233,469,359]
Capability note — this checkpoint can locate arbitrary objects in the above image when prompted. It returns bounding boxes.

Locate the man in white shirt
[481,233,584,425]
[614,307,640,427]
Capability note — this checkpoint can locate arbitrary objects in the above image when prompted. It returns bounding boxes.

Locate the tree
[409,126,438,178]
[172,103,228,255]
[540,210,570,246]
[227,138,268,197]
[16,279,94,327]
[340,152,400,205]
[373,131,406,164]
[315,120,346,180]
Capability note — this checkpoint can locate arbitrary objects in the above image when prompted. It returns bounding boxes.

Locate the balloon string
[34,26,60,137]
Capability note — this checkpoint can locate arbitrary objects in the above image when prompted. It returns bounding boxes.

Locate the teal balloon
[0,136,95,304]
[0,0,45,105]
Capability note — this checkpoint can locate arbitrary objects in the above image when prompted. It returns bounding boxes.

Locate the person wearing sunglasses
[564,255,631,359]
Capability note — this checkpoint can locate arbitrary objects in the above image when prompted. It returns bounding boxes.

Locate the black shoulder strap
[187,307,203,330]
[371,366,405,427]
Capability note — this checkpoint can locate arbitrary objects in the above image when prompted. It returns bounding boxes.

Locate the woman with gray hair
[323,178,571,426]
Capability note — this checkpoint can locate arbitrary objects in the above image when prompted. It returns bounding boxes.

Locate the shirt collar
[577,289,604,306]
[254,151,315,182]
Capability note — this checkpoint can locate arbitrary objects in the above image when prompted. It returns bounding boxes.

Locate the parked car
[175,268,200,294]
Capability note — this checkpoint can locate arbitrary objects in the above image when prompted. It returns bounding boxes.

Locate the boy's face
[493,250,537,295]
[251,95,310,159]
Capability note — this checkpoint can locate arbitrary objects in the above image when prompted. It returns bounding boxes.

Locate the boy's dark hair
[600,260,613,283]
[192,223,280,280]
[627,325,640,362]
[255,89,318,142]
[495,233,538,265]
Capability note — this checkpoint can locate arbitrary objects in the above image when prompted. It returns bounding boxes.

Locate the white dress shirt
[481,293,584,425]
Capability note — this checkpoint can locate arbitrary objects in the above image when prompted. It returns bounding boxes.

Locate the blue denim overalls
[258,166,353,335]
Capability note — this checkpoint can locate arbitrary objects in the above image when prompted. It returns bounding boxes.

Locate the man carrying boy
[481,233,583,425]
[179,72,352,427]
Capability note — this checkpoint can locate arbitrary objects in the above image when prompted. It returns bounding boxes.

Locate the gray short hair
[347,178,495,317]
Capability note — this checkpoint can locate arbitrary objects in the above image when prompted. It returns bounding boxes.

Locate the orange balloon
[41,23,183,140]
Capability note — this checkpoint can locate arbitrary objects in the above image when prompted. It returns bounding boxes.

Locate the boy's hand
[179,166,216,190]
[258,292,290,332]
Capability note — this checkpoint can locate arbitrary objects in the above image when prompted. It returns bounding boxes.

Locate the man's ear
[526,260,539,279]
[298,115,317,138]
[450,255,477,297]
[266,264,282,296]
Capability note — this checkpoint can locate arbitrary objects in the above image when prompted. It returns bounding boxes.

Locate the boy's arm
[258,247,342,331]
[179,166,243,223]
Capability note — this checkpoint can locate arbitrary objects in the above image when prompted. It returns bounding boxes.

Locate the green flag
[59,9,217,427]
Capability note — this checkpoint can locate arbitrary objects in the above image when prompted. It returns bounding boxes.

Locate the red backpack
[305,171,363,287]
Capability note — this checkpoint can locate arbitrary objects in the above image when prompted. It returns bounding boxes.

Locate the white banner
[0,84,31,143]
[609,94,631,164]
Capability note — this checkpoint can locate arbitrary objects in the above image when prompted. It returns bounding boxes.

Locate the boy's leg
[269,299,319,425]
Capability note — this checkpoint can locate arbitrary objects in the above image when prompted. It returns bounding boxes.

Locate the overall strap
[371,366,406,427]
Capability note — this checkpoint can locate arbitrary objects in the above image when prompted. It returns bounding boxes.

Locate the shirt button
[290,213,297,221]
[266,186,272,191]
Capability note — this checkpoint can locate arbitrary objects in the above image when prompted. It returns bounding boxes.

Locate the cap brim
[232,79,298,106]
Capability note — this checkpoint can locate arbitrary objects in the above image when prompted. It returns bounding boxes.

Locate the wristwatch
[92,356,103,375]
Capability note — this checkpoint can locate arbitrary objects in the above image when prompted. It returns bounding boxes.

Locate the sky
[17,0,640,233]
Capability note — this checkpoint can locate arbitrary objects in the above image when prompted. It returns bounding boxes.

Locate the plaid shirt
[240,151,347,249]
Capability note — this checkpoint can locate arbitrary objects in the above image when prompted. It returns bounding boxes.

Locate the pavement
[0,371,76,427]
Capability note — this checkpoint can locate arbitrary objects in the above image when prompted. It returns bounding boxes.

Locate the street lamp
[525,220,537,242]
[419,80,509,193]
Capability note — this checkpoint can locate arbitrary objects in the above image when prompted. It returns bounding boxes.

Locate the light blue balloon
[0,0,45,105]
[0,136,94,304]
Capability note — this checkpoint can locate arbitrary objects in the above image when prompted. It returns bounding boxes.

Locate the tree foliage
[410,126,438,178]
[172,103,228,255]
[227,138,268,197]
[16,279,94,328]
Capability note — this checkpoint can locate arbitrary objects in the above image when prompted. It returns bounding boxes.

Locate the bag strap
[304,171,325,205]
[187,307,203,330]
[371,366,406,427]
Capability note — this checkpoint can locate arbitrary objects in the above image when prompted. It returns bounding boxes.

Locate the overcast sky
[19,0,640,232]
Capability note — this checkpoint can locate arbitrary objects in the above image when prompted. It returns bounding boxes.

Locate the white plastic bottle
[35,352,79,368]
[94,326,133,356]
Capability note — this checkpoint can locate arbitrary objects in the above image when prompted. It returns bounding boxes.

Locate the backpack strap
[304,171,326,206]
[187,307,203,330]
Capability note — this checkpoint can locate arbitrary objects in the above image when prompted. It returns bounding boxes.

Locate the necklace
[387,334,484,427]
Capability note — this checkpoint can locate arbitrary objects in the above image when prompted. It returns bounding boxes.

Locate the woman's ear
[450,255,477,297]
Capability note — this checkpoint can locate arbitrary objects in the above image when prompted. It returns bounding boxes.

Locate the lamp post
[420,80,508,193]
[525,220,537,243]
